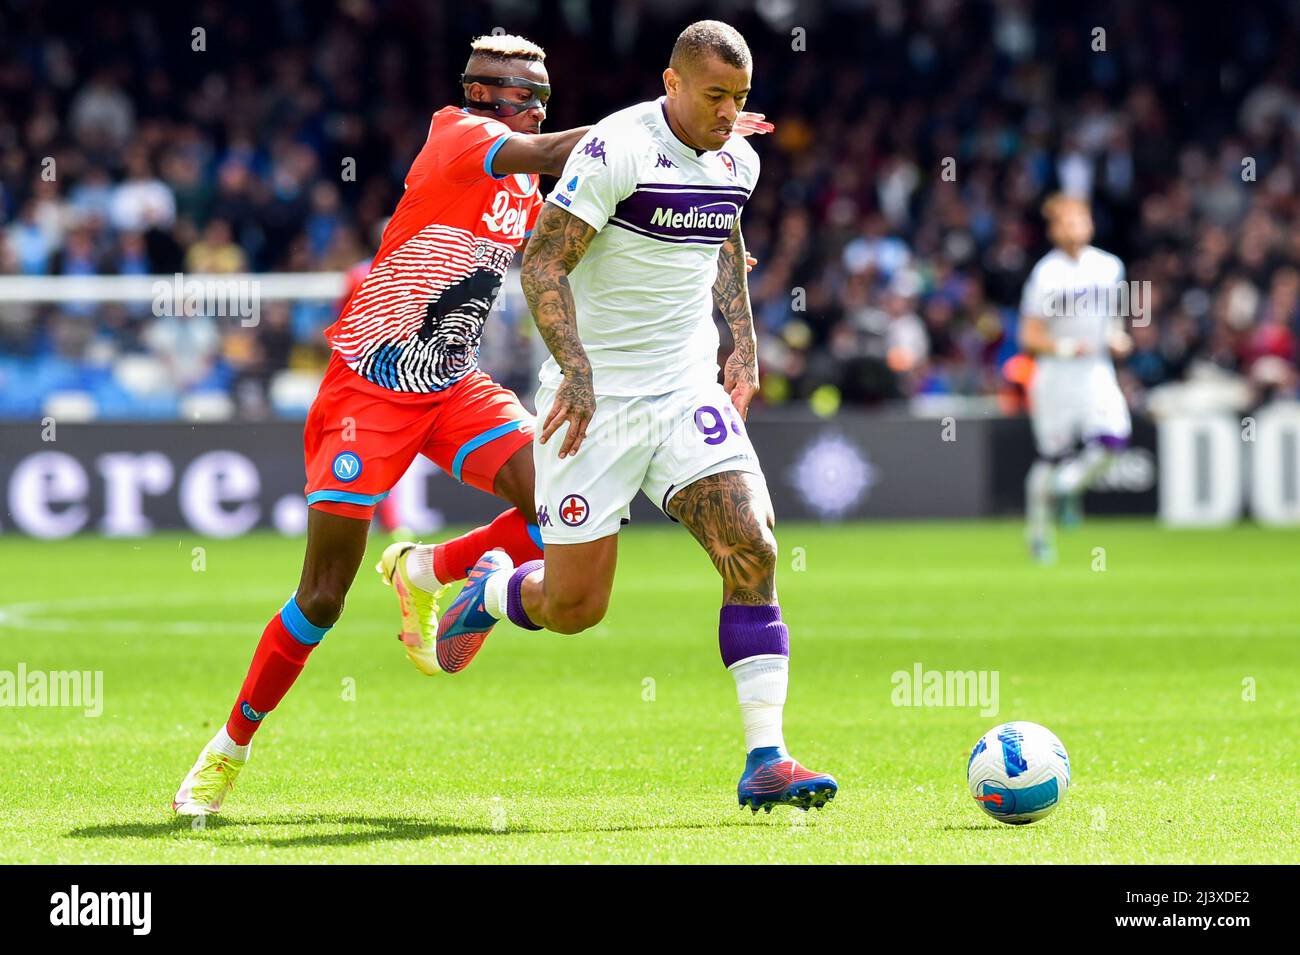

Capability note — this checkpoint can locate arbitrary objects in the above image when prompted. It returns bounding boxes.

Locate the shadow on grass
[936,823,1009,831]
[67,813,755,848]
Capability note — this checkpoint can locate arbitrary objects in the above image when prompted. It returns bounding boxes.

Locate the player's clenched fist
[540,370,596,458]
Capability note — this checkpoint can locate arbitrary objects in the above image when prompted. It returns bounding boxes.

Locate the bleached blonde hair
[469,34,546,63]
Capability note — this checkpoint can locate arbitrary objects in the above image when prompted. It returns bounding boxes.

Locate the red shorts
[303,353,534,519]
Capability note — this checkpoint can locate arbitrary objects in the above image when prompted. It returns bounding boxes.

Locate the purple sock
[719,604,789,668]
[1091,434,1129,451]
[505,559,544,631]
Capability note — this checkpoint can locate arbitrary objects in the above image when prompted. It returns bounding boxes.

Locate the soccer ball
[967,721,1070,825]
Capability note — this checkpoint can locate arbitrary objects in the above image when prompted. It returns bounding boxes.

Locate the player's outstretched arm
[715,219,759,420]
[521,202,598,459]
[491,127,592,178]
[733,112,775,137]
[492,111,772,180]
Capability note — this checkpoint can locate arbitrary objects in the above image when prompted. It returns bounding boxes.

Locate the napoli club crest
[559,493,589,527]
[240,701,267,722]
[332,451,362,483]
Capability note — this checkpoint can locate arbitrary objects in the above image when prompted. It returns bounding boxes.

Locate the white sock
[730,655,788,752]
[1053,443,1112,497]
[211,726,250,761]
[405,545,445,590]
[1026,459,1055,543]
[482,565,512,620]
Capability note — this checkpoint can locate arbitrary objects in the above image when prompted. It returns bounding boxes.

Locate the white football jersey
[541,98,760,396]
[1020,245,1126,370]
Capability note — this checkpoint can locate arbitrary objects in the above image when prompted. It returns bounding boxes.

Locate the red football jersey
[326,107,543,392]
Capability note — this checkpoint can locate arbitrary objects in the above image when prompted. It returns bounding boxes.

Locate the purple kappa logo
[655,152,676,169]
[559,494,589,526]
[536,505,552,527]
[580,138,606,165]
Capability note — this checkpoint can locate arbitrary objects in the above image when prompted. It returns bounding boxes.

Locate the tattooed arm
[715,219,759,419]
[520,202,598,459]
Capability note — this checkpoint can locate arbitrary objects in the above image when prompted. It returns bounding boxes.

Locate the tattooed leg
[667,468,833,801]
[668,469,777,606]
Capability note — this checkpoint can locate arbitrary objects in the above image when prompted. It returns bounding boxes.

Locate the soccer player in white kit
[1019,194,1134,562]
[433,20,837,813]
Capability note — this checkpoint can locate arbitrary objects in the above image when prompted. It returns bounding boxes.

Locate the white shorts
[1029,362,1131,459]
[533,377,765,544]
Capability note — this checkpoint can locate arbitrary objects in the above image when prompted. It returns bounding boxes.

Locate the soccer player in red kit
[172,33,771,815]
[170,34,588,816]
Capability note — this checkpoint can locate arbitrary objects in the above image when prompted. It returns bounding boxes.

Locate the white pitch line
[0,591,290,636]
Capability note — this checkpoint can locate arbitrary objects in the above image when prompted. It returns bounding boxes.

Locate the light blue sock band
[279,593,332,646]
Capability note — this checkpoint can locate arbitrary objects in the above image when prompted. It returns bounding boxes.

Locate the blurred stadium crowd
[0,0,1297,420]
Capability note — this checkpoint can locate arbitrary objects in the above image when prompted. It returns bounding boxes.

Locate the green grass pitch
[0,519,1296,864]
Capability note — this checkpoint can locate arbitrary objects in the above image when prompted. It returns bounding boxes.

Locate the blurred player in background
[433,20,837,814]
[1019,194,1133,563]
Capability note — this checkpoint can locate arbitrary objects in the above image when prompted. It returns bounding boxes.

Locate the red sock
[431,507,544,583]
[225,605,322,745]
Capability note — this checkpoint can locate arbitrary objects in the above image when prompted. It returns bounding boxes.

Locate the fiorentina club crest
[559,493,589,526]
[718,151,736,178]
